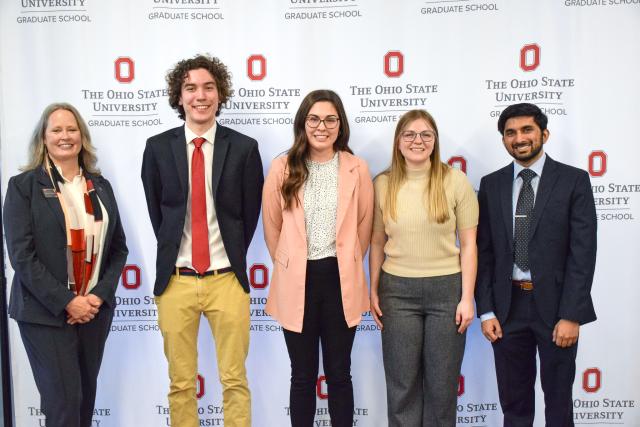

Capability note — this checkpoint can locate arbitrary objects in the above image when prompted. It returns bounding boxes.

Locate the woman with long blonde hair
[369,109,478,426]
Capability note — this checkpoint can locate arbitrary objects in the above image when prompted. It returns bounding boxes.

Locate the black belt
[174,266,233,277]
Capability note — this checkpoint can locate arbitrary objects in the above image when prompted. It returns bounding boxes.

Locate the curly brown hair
[166,54,233,119]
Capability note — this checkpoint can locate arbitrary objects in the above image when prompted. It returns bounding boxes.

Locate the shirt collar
[513,152,546,181]
[185,122,217,146]
[54,164,83,184]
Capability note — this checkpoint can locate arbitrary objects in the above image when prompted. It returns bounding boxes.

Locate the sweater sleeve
[452,169,479,231]
[372,174,387,233]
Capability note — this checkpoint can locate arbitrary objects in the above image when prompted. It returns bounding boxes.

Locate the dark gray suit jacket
[4,167,128,327]
[141,124,264,295]
[475,155,597,327]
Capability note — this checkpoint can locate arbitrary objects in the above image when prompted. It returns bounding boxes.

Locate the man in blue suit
[141,54,263,427]
[475,103,597,426]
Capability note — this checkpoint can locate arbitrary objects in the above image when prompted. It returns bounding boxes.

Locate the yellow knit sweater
[373,165,478,278]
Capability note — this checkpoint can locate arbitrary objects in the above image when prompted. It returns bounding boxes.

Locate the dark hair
[497,103,548,135]
[166,54,232,119]
[281,89,352,209]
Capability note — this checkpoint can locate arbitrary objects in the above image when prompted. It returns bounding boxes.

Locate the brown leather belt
[512,280,534,291]
[174,266,233,277]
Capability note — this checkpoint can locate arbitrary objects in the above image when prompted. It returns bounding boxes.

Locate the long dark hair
[281,89,352,209]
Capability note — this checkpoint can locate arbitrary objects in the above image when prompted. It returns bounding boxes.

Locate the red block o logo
[196,374,205,399]
[520,44,540,72]
[384,51,404,78]
[115,57,135,83]
[448,156,467,174]
[249,264,269,289]
[582,368,601,393]
[121,265,141,290]
[588,151,607,177]
[316,375,328,400]
[457,375,465,397]
[247,55,266,81]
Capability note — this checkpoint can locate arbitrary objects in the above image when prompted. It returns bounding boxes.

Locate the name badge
[42,188,57,198]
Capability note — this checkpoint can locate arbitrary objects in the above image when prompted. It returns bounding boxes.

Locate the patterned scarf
[45,156,104,295]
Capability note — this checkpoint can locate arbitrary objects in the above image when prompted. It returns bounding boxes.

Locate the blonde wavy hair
[22,102,100,174]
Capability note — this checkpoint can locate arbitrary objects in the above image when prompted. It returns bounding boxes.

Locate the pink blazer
[262,151,374,333]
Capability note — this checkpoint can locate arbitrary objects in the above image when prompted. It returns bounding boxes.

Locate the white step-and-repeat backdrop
[1,1,639,426]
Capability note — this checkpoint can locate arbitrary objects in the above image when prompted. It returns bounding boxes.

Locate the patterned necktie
[514,168,537,272]
[191,137,210,275]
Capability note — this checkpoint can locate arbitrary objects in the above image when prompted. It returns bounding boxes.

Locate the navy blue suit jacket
[3,168,128,327]
[141,124,264,295]
[475,155,597,327]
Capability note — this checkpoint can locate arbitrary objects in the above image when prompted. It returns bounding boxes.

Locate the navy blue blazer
[475,156,597,327]
[141,124,264,295]
[3,167,128,327]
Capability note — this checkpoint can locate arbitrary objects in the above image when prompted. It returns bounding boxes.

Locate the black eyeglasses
[401,130,436,143]
[306,115,340,129]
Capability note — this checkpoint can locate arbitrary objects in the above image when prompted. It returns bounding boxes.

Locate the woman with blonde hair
[369,109,478,426]
[4,102,128,427]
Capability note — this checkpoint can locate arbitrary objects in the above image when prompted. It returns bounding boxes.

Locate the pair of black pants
[283,257,356,427]
[18,305,114,427]
[492,288,577,427]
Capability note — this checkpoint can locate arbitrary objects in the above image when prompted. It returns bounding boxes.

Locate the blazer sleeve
[3,176,75,316]
[262,158,284,260]
[475,176,496,316]
[242,141,265,251]
[89,179,129,308]
[558,170,597,324]
[357,159,374,254]
[141,139,162,237]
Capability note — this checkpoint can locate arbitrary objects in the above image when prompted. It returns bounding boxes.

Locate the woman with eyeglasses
[369,109,478,426]
[262,89,373,427]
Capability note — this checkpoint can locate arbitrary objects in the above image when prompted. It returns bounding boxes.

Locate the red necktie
[191,137,210,275]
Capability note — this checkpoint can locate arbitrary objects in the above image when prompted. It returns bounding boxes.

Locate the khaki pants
[156,271,251,427]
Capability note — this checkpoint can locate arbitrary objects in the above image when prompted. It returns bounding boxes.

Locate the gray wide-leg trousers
[379,271,465,427]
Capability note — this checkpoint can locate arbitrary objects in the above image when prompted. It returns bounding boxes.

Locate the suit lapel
[212,124,230,199]
[529,156,559,238]
[37,167,66,231]
[499,164,514,246]
[170,126,189,196]
[88,174,114,239]
[336,152,357,234]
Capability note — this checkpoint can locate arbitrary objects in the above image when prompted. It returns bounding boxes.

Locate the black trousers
[492,288,577,427]
[18,305,114,427]
[283,257,357,427]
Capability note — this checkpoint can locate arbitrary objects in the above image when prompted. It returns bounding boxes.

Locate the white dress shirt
[175,123,232,270]
[480,153,546,322]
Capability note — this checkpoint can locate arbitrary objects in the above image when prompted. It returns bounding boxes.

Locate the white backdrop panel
[1,1,639,426]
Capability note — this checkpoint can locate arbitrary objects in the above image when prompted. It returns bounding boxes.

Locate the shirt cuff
[480,312,497,322]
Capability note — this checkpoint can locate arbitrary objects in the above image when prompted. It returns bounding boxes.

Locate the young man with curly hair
[141,54,264,427]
